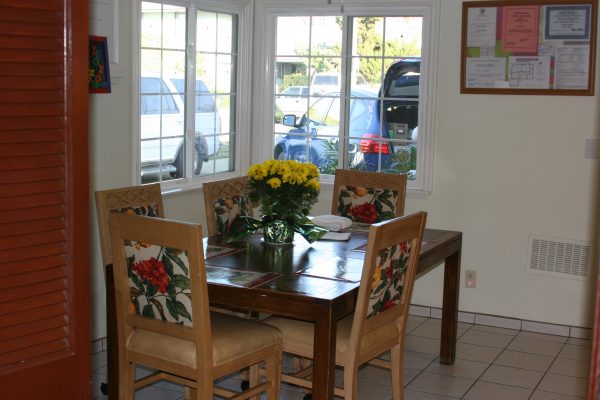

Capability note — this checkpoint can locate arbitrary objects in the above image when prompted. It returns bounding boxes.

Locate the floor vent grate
[528,236,590,279]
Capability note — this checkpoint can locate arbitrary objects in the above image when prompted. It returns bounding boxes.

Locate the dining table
[103,225,462,400]
[204,226,462,400]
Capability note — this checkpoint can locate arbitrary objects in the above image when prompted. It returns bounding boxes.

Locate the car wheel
[274,145,287,160]
[172,143,205,178]
[193,143,205,175]
[289,148,308,163]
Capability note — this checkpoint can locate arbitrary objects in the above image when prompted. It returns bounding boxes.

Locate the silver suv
[140,77,221,181]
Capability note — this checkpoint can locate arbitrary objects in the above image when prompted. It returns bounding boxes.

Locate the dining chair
[203,176,253,236]
[94,183,165,397]
[109,212,282,399]
[95,182,164,267]
[264,211,427,400]
[331,169,407,224]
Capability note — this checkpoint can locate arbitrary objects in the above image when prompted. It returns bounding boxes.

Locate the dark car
[274,58,420,174]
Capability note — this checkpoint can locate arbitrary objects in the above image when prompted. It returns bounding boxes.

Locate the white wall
[88,0,599,340]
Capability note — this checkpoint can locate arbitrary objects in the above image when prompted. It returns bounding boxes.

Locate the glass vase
[263,219,294,245]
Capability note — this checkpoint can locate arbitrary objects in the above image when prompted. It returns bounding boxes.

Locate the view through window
[273,16,422,180]
[139,2,237,184]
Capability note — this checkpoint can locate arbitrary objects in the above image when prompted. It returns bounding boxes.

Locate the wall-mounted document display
[461,0,597,95]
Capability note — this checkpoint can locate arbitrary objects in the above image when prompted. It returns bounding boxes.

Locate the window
[136,1,249,186]
[257,1,438,192]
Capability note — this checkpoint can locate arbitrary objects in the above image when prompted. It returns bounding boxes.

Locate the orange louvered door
[0,0,91,398]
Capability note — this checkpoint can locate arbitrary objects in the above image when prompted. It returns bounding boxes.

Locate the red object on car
[360,133,390,155]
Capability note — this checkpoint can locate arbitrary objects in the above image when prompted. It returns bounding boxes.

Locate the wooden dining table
[104,226,462,400]
[204,227,462,400]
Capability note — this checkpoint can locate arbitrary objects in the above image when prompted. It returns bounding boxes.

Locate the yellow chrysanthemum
[306,178,320,190]
[248,164,267,180]
[267,177,282,189]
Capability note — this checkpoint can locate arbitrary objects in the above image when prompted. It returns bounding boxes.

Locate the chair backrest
[108,213,212,368]
[348,211,426,365]
[331,169,407,223]
[203,176,253,236]
[95,183,164,267]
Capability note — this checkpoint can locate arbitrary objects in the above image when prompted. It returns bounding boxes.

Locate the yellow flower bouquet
[228,160,327,244]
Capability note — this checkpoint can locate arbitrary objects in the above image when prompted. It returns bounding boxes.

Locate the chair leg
[264,347,282,400]
[343,365,359,400]
[125,361,136,400]
[390,345,404,400]
[248,364,260,400]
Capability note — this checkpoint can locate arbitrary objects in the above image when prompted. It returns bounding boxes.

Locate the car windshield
[314,75,338,85]
[170,78,217,113]
[140,77,180,115]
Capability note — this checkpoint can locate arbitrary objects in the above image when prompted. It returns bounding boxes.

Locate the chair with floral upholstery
[331,169,407,224]
[95,182,164,267]
[264,211,427,400]
[109,212,282,399]
[203,176,253,236]
[94,183,165,397]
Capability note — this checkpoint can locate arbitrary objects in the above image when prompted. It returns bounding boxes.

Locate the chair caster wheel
[100,382,108,395]
[241,380,249,391]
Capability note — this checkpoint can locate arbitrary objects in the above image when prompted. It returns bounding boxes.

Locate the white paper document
[466,58,506,88]
[555,45,589,89]
[320,231,351,241]
[508,56,551,89]
[467,7,497,47]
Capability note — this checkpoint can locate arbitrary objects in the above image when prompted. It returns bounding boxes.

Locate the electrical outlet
[465,270,476,288]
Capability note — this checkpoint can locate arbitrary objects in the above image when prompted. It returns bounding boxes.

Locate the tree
[354,17,420,84]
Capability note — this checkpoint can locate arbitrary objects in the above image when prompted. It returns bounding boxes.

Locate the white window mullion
[185,4,196,184]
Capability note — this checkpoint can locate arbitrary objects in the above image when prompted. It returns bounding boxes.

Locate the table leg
[440,245,461,365]
[311,309,337,400]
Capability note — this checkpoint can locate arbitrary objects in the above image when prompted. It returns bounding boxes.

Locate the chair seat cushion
[263,314,398,364]
[127,312,282,369]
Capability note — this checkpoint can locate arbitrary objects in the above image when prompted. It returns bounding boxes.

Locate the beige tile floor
[92,315,591,399]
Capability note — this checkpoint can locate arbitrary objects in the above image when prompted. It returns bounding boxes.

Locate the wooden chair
[94,183,164,398]
[95,182,164,267]
[331,169,407,223]
[109,212,282,399]
[203,176,253,236]
[264,211,427,400]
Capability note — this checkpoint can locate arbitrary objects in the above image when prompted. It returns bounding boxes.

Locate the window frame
[132,0,253,191]
[252,0,439,194]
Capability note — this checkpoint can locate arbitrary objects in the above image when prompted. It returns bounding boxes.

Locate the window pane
[216,54,234,93]
[141,3,162,48]
[161,5,186,50]
[216,94,235,134]
[197,11,217,52]
[384,17,422,58]
[350,56,383,91]
[352,17,384,57]
[162,50,186,81]
[310,16,342,55]
[197,53,216,90]
[277,17,310,55]
[217,14,234,53]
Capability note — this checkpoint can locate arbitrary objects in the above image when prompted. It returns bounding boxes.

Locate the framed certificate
[461,0,597,95]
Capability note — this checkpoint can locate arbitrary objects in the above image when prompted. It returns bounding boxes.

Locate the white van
[310,71,370,95]
[140,77,221,181]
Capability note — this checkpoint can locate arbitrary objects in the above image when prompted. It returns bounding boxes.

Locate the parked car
[140,77,221,181]
[170,78,222,158]
[310,71,370,95]
[275,85,309,118]
[274,58,420,174]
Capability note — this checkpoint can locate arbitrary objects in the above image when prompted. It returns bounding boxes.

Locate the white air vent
[527,235,591,279]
